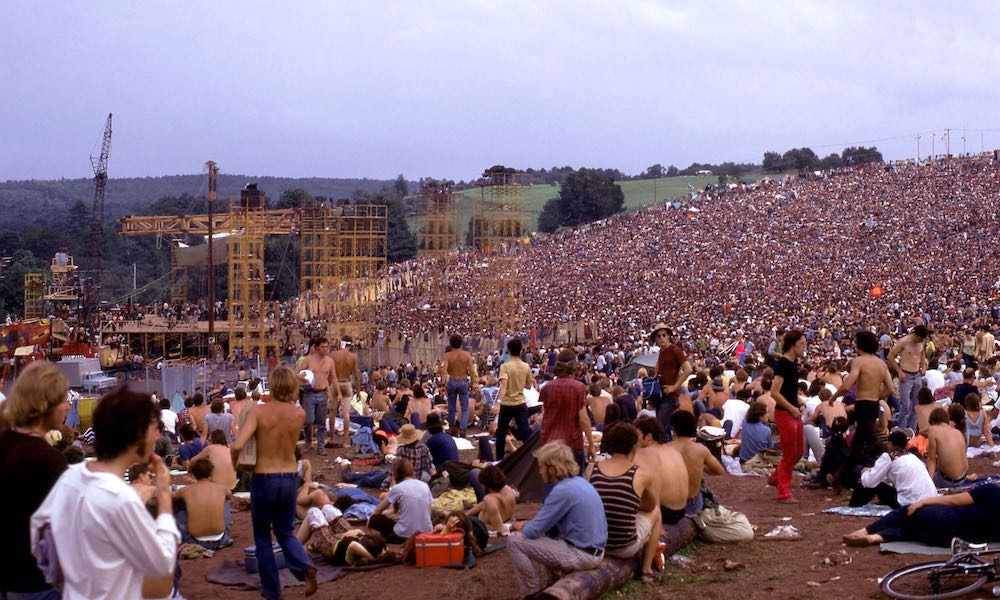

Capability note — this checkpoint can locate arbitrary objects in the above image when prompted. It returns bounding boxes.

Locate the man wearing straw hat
[649,323,691,441]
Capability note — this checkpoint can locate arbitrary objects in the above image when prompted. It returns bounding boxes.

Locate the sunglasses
[655,332,669,339]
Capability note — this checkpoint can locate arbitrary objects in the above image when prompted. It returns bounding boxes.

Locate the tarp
[175,242,228,267]
[617,352,658,384]
[498,432,545,503]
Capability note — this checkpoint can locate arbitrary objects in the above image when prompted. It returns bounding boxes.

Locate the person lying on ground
[926,406,970,488]
[667,410,726,514]
[507,441,607,597]
[172,457,233,550]
[586,422,662,583]
[296,505,387,566]
[466,464,517,537]
[190,429,237,490]
[295,445,333,520]
[851,430,937,508]
[844,483,1000,547]
[632,415,689,525]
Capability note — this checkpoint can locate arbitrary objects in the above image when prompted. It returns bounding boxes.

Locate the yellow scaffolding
[300,199,338,294]
[24,272,46,319]
[334,205,388,279]
[417,182,459,256]
[226,186,276,358]
[473,171,531,333]
[169,244,188,304]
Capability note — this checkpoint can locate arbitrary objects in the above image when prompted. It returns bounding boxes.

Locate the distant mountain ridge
[0,174,415,228]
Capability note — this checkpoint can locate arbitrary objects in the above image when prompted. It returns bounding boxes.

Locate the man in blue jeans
[887,325,929,431]
[233,367,317,598]
[297,336,342,454]
[441,333,478,437]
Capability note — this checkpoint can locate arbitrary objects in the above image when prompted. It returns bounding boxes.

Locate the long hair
[534,441,578,481]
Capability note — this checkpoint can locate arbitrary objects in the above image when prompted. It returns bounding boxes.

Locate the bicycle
[881,538,1000,599]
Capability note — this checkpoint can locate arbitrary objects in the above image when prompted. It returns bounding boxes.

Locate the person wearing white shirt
[852,430,938,508]
[923,359,946,395]
[159,398,178,439]
[31,387,179,600]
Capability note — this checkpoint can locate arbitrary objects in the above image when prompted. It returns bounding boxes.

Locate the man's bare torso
[634,443,688,510]
[929,423,968,479]
[896,335,925,373]
[178,481,229,537]
[193,444,237,489]
[444,349,475,379]
[332,349,358,384]
[300,351,335,391]
[853,354,890,401]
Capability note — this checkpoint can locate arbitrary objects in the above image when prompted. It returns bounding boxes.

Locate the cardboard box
[243,543,286,574]
[414,532,465,568]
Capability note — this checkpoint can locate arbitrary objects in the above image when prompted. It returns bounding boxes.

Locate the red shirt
[656,343,687,398]
[540,377,588,450]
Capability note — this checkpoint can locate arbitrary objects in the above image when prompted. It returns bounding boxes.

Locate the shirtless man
[632,416,690,526]
[835,332,895,464]
[173,457,233,549]
[820,363,844,390]
[466,464,517,537]
[298,336,342,453]
[666,410,725,515]
[331,338,363,446]
[809,387,848,432]
[887,325,929,432]
[228,386,249,436]
[926,406,970,488]
[188,393,209,437]
[587,382,612,428]
[191,429,238,489]
[231,366,317,597]
[756,378,776,422]
[441,334,479,436]
[371,381,390,413]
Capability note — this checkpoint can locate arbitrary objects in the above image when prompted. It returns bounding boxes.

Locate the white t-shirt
[924,369,946,394]
[386,478,433,539]
[860,452,938,506]
[160,409,179,435]
[30,463,180,600]
[721,400,750,438]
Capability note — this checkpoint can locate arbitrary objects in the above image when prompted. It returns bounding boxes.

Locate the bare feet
[842,529,883,547]
[303,566,317,596]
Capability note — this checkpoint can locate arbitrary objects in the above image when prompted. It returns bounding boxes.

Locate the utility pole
[931,133,936,161]
[945,129,951,157]
[206,160,218,352]
[916,134,921,164]
[962,128,967,155]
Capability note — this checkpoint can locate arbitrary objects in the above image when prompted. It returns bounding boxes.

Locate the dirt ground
[176,447,1000,600]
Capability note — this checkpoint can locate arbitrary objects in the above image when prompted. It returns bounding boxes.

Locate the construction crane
[90,113,113,299]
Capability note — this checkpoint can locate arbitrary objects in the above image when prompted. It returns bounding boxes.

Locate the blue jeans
[447,379,470,430]
[0,589,61,600]
[176,499,233,550]
[301,390,328,448]
[250,473,314,600]
[898,372,922,431]
[495,403,530,461]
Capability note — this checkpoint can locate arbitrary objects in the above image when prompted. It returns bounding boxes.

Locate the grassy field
[448,175,720,233]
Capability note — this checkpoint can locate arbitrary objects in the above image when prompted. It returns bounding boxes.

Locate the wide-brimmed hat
[648,322,670,342]
[396,424,422,446]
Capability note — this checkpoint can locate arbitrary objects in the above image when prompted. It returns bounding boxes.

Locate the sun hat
[396,424,422,446]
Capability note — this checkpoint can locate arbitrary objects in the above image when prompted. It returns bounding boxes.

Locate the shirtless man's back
[927,409,969,485]
[633,416,691,524]
[174,460,231,538]
[442,335,479,433]
[666,416,725,515]
[192,440,238,489]
[331,340,362,445]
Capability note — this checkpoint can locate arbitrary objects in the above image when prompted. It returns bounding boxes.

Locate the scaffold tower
[473,170,531,334]
[334,205,388,280]
[300,198,337,294]
[169,243,188,304]
[227,185,276,358]
[24,272,45,319]
[416,181,459,256]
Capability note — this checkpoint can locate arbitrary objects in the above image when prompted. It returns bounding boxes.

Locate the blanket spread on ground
[879,541,1000,556]
[822,504,893,518]
[205,559,346,590]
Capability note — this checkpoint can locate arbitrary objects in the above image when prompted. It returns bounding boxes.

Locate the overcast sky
[3,1,999,182]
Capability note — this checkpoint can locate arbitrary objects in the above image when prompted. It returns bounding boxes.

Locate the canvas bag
[696,505,754,543]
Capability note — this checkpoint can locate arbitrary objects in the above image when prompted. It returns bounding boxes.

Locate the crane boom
[90,113,113,298]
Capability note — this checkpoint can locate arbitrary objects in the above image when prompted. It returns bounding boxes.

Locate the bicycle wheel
[881,560,988,600]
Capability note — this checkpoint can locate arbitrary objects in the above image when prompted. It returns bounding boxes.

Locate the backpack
[642,377,662,407]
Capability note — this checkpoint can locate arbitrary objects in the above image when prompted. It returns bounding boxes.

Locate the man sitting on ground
[507,441,607,598]
[173,457,233,549]
[852,430,938,508]
[466,465,517,538]
[424,412,458,471]
[667,410,726,514]
[587,423,662,583]
[632,416,689,525]
[176,424,204,470]
[394,424,436,482]
[191,429,238,490]
[368,459,433,544]
[927,406,970,488]
[738,402,773,464]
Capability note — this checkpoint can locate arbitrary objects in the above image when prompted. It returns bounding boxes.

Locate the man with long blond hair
[232,366,317,598]
[507,441,607,596]
[1,361,69,599]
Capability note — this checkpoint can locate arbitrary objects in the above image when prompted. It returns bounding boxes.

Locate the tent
[498,432,545,503]
[616,352,658,384]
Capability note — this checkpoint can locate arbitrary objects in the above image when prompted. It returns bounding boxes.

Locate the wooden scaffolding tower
[417,181,459,256]
[169,243,188,304]
[473,171,532,334]
[226,185,276,358]
[334,205,388,280]
[24,272,46,319]
[300,199,337,294]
